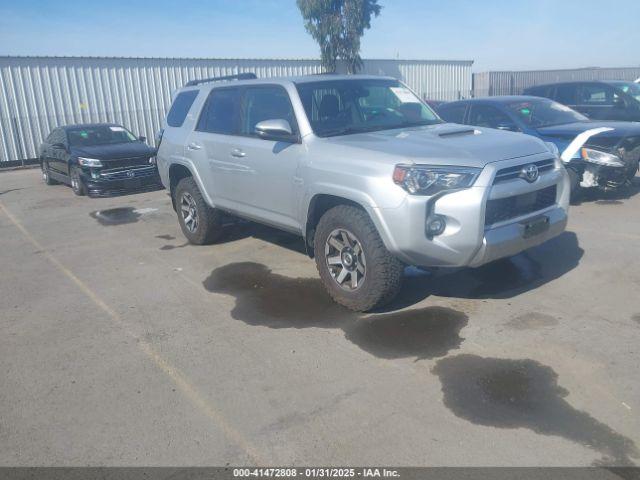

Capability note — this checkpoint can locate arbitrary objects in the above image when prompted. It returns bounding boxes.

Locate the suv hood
[322,123,548,168]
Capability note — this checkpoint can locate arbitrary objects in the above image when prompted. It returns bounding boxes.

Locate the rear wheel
[41,161,57,185]
[314,205,404,312]
[70,166,87,196]
[175,177,223,244]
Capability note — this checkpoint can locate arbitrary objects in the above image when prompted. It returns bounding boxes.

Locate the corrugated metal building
[0,56,473,163]
[473,66,640,97]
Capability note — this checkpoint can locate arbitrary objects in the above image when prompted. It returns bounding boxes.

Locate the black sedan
[39,123,161,197]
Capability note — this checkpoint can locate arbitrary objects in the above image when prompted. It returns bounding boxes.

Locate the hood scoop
[438,128,480,138]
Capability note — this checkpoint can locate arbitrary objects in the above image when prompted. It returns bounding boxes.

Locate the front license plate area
[522,216,550,238]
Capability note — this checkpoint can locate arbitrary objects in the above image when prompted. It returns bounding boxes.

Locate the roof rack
[185,72,257,87]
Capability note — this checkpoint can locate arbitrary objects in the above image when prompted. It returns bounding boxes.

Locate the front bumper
[371,154,570,268]
[81,165,163,198]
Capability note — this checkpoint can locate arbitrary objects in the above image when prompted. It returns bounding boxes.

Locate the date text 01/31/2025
[232,468,400,478]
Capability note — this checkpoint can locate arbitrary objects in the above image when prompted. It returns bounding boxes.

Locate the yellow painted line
[0,201,265,464]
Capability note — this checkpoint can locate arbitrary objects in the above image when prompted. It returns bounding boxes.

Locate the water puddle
[433,355,639,466]
[203,262,467,360]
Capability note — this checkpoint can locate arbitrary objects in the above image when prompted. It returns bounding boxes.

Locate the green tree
[297,0,382,74]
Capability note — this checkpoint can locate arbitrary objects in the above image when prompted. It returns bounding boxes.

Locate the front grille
[100,165,157,180]
[102,156,150,168]
[485,185,557,226]
[493,158,555,184]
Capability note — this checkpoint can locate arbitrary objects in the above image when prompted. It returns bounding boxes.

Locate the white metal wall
[0,56,473,163]
[473,67,640,97]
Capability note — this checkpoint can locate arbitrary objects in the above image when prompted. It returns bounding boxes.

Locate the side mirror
[496,123,519,132]
[255,119,297,143]
[52,143,66,150]
[138,136,147,142]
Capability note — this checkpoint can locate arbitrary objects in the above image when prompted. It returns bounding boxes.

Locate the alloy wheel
[180,192,199,233]
[324,228,366,291]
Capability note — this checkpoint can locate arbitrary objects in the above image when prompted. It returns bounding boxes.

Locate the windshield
[67,125,138,147]
[506,99,589,128]
[295,79,442,137]
[614,82,640,101]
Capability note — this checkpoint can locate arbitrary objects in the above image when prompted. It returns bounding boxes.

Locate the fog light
[426,215,446,236]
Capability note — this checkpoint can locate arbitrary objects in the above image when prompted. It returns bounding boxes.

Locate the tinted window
[242,86,297,136]
[296,79,440,137]
[197,88,240,135]
[555,84,577,105]
[47,129,65,145]
[438,104,467,124]
[578,84,616,106]
[67,125,137,147]
[468,105,517,130]
[167,90,198,127]
[506,99,588,128]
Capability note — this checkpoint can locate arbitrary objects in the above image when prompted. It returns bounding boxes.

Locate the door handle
[187,142,202,151]
[230,148,246,158]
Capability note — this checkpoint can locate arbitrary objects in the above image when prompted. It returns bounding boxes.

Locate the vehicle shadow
[428,231,583,300]
[217,219,308,255]
[206,215,582,307]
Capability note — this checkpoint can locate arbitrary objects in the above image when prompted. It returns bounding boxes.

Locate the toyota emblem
[520,164,539,183]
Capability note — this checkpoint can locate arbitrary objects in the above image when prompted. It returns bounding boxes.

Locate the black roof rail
[185,72,257,87]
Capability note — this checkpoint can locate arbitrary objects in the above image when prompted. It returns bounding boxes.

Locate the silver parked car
[156,74,570,311]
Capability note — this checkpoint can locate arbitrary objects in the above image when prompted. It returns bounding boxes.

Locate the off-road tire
[70,166,87,196]
[41,161,57,185]
[175,177,223,245]
[314,205,404,312]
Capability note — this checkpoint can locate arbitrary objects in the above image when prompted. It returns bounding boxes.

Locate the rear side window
[197,88,241,135]
[468,105,515,129]
[438,104,467,124]
[167,90,198,127]
[555,85,577,105]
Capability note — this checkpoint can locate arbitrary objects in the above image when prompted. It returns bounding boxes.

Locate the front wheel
[70,166,87,196]
[41,161,57,185]
[174,177,223,244]
[567,167,582,204]
[314,205,404,312]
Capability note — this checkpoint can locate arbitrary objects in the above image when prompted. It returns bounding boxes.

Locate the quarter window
[197,88,241,135]
[167,90,199,127]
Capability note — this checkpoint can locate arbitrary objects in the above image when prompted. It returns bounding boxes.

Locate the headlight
[77,157,103,167]
[393,165,480,195]
[580,148,625,167]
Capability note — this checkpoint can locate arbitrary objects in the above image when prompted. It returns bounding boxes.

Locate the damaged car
[40,123,161,197]
[157,74,570,312]
[437,96,640,199]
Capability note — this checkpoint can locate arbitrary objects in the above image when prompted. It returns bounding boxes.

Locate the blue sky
[1,0,638,71]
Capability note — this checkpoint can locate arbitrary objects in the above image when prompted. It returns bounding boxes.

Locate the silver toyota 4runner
[156,74,570,312]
